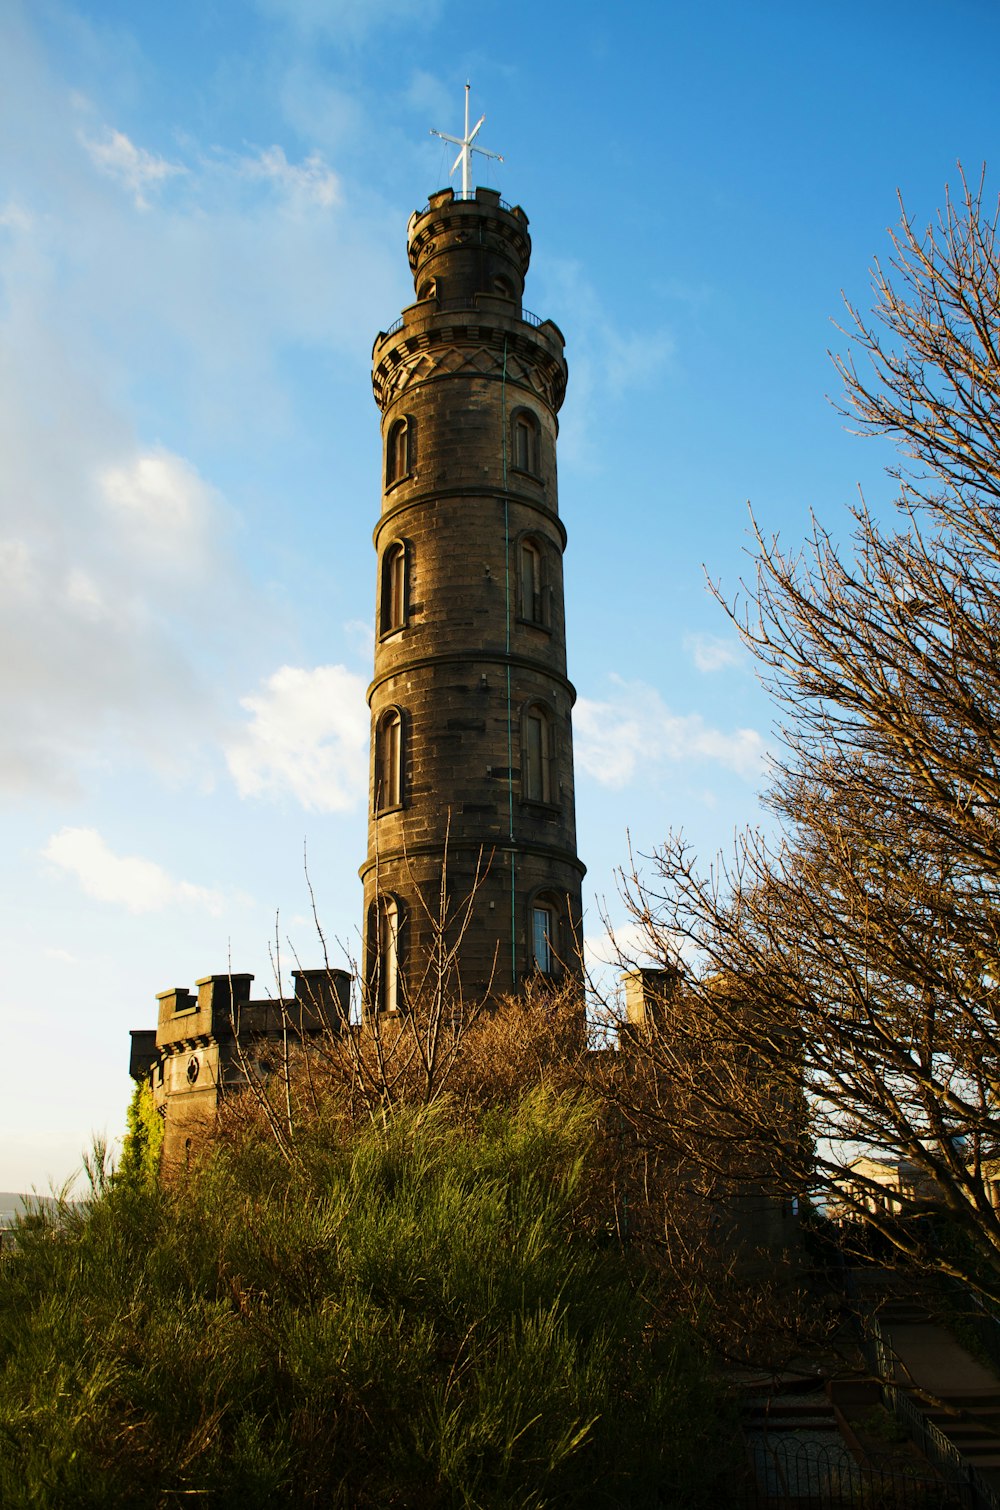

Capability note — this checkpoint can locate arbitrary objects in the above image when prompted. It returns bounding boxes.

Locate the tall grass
[0,1087,733,1507]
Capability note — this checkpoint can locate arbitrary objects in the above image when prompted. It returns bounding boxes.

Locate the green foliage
[117,1080,164,1189]
[0,1088,731,1507]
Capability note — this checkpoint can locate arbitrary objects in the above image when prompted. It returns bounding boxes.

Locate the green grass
[0,1087,732,1507]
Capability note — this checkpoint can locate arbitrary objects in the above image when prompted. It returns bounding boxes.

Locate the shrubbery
[0,1086,732,1507]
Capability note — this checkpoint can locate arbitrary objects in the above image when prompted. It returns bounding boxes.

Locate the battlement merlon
[149,969,352,1053]
[153,975,251,1046]
[129,1028,157,1082]
[622,967,683,1034]
[407,186,530,305]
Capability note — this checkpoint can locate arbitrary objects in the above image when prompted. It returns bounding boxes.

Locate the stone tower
[363,185,585,1009]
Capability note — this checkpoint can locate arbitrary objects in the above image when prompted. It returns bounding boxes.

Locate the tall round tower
[363,185,584,1009]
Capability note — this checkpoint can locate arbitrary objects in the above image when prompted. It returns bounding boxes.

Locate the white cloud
[0,19,401,801]
[43,827,224,915]
[0,433,234,795]
[684,632,744,673]
[45,946,81,965]
[64,567,107,621]
[227,664,369,812]
[78,126,185,208]
[575,676,766,787]
[240,146,340,208]
[99,448,222,571]
[584,920,658,972]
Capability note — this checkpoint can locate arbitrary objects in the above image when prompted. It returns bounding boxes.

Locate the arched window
[386,416,413,486]
[530,894,561,975]
[418,278,436,301]
[380,541,407,634]
[531,899,555,972]
[522,703,553,805]
[518,536,545,625]
[375,708,403,811]
[369,896,403,1014]
[493,274,514,299]
[379,897,401,1013]
[512,409,540,475]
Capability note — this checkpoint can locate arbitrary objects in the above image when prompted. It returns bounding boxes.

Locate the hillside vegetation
[0,1085,731,1508]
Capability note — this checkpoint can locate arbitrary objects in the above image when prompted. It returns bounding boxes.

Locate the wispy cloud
[344,618,375,661]
[239,145,340,208]
[0,34,401,799]
[227,664,369,812]
[575,675,766,787]
[78,126,185,208]
[536,258,675,468]
[43,827,224,914]
[254,0,441,44]
[684,632,744,673]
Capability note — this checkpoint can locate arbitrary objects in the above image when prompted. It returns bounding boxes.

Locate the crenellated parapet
[407,187,531,300]
[131,968,351,1174]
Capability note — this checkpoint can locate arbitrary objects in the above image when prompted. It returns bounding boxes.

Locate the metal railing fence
[378,302,547,342]
[740,1435,971,1507]
[862,1308,1000,1510]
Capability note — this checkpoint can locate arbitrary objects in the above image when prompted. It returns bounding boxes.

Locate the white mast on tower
[430,83,503,200]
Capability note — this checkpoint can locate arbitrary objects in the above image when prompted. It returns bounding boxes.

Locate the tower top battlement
[406,187,531,307]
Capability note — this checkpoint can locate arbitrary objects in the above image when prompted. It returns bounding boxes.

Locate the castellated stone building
[130,184,586,1169]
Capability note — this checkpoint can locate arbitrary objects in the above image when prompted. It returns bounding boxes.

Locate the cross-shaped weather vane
[430,83,503,200]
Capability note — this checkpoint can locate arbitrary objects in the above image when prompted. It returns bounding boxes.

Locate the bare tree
[614,169,1000,1301]
[224,827,510,1150]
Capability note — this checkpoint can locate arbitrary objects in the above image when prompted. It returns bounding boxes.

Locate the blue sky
[2,0,998,1189]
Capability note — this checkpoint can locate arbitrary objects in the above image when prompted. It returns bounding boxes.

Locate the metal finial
[430,83,503,200]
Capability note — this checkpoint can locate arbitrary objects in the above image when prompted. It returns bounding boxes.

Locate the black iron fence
[860,1306,1000,1510]
[741,1435,973,1506]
